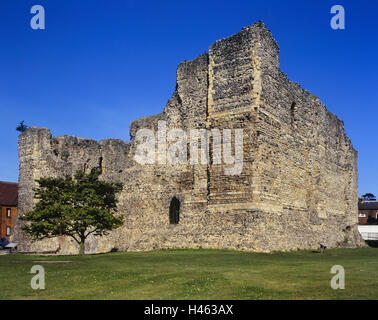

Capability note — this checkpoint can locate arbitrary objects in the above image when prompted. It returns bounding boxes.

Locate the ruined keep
[13,22,364,254]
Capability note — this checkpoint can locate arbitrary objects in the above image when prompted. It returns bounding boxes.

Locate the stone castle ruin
[13,21,364,254]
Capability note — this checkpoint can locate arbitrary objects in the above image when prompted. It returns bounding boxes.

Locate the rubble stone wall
[12,21,364,254]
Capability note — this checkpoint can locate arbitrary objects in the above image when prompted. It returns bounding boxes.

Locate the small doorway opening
[169,197,180,224]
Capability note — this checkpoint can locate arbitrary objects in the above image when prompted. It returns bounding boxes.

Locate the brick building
[358,200,378,225]
[0,181,18,238]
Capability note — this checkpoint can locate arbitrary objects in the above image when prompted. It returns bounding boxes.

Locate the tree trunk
[79,240,85,255]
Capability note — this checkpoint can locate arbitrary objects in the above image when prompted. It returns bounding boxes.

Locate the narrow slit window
[290,102,297,126]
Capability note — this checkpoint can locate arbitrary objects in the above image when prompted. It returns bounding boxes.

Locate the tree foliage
[362,193,376,201]
[16,121,28,133]
[21,169,124,254]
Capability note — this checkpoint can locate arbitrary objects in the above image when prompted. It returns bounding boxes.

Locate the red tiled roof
[0,181,18,206]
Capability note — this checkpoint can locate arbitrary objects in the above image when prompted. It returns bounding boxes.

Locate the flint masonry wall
[13,21,364,254]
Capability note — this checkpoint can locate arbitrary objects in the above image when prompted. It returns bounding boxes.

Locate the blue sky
[1,0,377,197]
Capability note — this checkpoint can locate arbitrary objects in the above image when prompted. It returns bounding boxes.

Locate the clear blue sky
[1,0,377,197]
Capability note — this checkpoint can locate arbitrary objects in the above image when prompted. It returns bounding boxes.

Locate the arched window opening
[169,197,180,224]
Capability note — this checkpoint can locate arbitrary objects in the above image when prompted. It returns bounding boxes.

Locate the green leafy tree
[21,169,124,254]
[16,121,28,133]
[362,193,376,201]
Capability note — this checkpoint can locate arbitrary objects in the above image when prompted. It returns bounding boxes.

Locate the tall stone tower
[13,22,364,254]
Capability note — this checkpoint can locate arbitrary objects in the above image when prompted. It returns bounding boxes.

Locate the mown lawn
[0,248,377,300]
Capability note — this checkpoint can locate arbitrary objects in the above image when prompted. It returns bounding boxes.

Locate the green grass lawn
[0,247,377,300]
